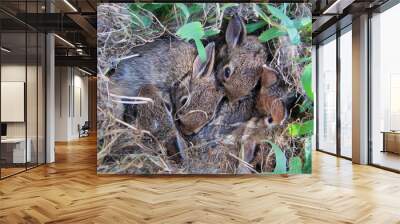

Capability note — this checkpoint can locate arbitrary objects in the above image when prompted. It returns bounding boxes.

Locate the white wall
[1,63,46,164]
[54,67,89,141]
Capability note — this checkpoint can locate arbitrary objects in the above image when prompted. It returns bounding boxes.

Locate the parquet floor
[1,135,400,224]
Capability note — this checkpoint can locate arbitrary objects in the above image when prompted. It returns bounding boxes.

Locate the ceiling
[312,0,390,44]
[0,0,96,74]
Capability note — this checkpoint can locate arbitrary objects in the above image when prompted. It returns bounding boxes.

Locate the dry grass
[97,3,312,174]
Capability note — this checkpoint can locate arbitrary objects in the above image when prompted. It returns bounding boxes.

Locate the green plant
[302,137,312,173]
[253,4,311,45]
[289,157,302,174]
[301,63,313,101]
[264,141,287,174]
[176,22,207,62]
[288,120,314,137]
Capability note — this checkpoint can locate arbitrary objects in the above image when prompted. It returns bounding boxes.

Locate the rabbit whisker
[228,152,259,174]
[111,99,152,105]
[110,93,154,102]
[179,110,209,120]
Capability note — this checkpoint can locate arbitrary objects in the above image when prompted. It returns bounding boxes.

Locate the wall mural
[97,3,313,175]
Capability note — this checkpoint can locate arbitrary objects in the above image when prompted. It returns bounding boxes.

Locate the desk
[382,131,400,154]
[1,138,31,163]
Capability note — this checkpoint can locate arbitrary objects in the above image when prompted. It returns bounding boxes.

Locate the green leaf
[176,21,205,40]
[288,120,314,137]
[266,4,293,27]
[194,39,207,62]
[287,27,300,45]
[188,4,203,14]
[265,141,287,174]
[295,56,312,64]
[176,3,190,23]
[299,99,313,113]
[176,22,206,62]
[302,137,312,173]
[293,17,312,29]
[301,63,313,101]
[258,27,287,43]
[141,3,170,12]
[204,28,220,37]
[221,3,239,12]
[253,4,272,24]
[289,157,302,174]
[130,11,152,28]
[265,4,300,45]
[246,21,267,33]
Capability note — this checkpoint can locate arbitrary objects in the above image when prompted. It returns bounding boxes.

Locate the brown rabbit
[172,42,225,136]
[216,15,267,102]
[231,117,281,174]
[256,65,288,126]
[108,39,197,98]
[135,84,187,162]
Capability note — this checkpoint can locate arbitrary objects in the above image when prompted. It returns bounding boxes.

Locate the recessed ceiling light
[323,0,354,15]
[63,0,78,12]
[54,34,75,48]
[78,68,93,76]
[1,47,11,53]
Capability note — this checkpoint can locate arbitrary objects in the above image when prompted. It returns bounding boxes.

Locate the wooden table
[381,131,400,154]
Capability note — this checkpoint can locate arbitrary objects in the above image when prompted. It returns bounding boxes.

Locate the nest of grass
[97,3,312,174]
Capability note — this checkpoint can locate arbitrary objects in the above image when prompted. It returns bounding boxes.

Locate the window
[370,3,400,171]
[339,28,352,158]
[317,36,337,154]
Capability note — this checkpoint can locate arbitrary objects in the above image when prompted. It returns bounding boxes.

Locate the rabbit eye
[180,96,188,106]
[267,117,273,124]
[224,67,231,79]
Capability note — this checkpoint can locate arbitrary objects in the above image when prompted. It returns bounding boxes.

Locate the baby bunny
[231,117,282,174]
[256,65,288,126]
[108,39,197,98]
[135,84,187,162]
[216,15,267,102]
[172,42,225,136]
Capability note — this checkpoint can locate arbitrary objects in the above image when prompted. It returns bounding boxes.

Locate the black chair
[79,121,90,138]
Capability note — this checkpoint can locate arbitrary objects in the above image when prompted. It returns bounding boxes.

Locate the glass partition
[0,1,46,179]
[371,4,400,171]
[317,36,337,154]
[339,28,352,158]
[1,31,28,177]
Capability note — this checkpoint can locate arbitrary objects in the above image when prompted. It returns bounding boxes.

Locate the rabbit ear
[260,64,278,88]
[192,42,215,78]
[226,14,247,49]
[271,99,287,125]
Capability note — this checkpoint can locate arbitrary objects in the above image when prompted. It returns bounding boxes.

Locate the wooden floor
[1,136,400,224]
[373,150,400,171]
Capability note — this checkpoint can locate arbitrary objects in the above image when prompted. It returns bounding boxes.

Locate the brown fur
[232,117,281,173]
[109,39,197,97]
[216,16,267,102]
[256,66,288,125]
[136,85,186,161]
[172,43,225,136]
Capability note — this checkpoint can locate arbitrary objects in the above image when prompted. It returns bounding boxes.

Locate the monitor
[1,123,7,137]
